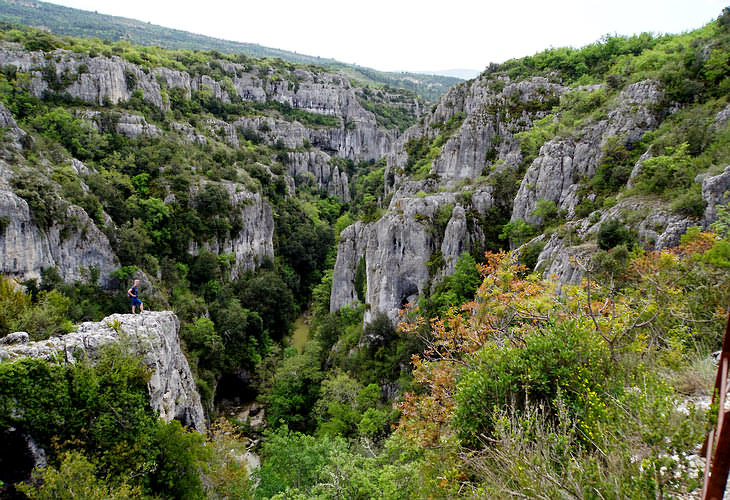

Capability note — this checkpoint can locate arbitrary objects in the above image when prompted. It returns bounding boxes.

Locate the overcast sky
[47,0,728,73]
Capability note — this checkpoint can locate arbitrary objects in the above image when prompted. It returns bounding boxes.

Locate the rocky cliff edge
[0,311,205,432]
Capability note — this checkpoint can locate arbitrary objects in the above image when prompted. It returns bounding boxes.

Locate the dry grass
[672,353,716,396]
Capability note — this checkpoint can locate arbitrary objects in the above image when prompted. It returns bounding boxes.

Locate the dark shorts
[130,298,142,306]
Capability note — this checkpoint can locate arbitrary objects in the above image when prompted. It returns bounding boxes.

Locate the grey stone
[79,110,160,138]
[171,121,207,145]
[285,151,351,201]
[0,42,395,162]
[0,311,205,432]
[512,81,664,225]
[702,165,730,226]
[0,101,27,150]
[331,190,488,324]
[188,182,274,278]
[0,182,119,288]
[0,332,29,345]
[534,197,699,285]
[714,104,730,130]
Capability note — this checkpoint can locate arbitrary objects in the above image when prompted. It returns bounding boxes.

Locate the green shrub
[0,276,31,336]
[591,136,635,193]
[670,183,706,217]
[500,218,539,248]
[426,253,482,317]
[12,289,73,340]
[18,451,141,500]
[255,425,347,498]
[453,318,614,445]
[520,239,546,271]
[597,218,637,250]
[633,143,695,195]
[354,255,366,302]
[265,341,324,431]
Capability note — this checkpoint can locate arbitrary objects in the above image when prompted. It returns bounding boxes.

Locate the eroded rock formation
[0,311,206,432]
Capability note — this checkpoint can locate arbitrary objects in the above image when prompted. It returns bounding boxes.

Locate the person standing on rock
[128,279,144,314]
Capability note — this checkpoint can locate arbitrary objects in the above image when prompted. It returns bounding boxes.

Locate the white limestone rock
[0,311,205,432]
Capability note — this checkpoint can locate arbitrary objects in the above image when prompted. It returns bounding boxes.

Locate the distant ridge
[419,69,481,79]
[0,0,461,102]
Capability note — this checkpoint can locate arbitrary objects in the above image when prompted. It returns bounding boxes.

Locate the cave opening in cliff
[214,371,257,410]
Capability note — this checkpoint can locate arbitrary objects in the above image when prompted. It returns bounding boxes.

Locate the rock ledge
[0,311,205,432]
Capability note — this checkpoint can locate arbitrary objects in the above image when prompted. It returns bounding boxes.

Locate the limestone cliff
[330,66,730,323]
[0,41,395,161]
[332,76,562,322]
[0,311,205,432]
[0,166,119,287]
[188,183,275,278]
[285,151,351,201]
[511,81,664,224]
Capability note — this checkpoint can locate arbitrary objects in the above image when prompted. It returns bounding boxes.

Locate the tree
[18,451,141,500]
[266,342,324,431]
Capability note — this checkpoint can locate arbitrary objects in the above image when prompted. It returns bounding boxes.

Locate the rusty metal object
[702,311,730,500]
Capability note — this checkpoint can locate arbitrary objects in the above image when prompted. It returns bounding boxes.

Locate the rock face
[331,187,494,323]
[0,311,205,432]
[233,114,392,162]
[80,110,161,139]
[285,151,350,201]
[535,197,701,285]
[702,165,730,226]
[0,101,27,150]
[386,76,564,190]
[0,180,119,288]
[329,71,722,323]
[512,81,664,224]
[0,42,394,162]
[188,184,275,278]
[332,76,560,323]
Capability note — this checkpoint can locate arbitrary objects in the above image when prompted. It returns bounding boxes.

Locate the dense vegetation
[0,0,461,103]
[1,8,730,499]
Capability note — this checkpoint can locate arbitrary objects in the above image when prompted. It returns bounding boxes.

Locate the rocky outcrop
[715,104,730,130]
[331,77,567,322]
[0,311,205,432]
[115,113,161,138]
[171,121,207,145]
[0,181,118,288]
[234,114,393,161]
[512,81,664,224]
[434,78,565,182]
[188,184,274,278]
[331,76,562,322]
[285,151,350,201]
[702,165,730,226]
[385,77,564,191]
[330,221,369,312]
[204,118,240,148]
[0,102,27,150]
[79,110,161,139]
[0,45,165,108]
[535,197,700,285]
[331,188,494,323]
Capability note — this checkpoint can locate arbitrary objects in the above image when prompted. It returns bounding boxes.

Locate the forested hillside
[0,0,461,102]
[0,7,729,499]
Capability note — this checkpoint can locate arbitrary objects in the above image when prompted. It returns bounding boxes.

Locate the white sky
[47,0,728,73]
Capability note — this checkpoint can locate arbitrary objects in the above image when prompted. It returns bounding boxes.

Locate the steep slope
[331,11,730,323]
[332,76,563,322]
[0,0,461,103]
[0,24,406,286]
